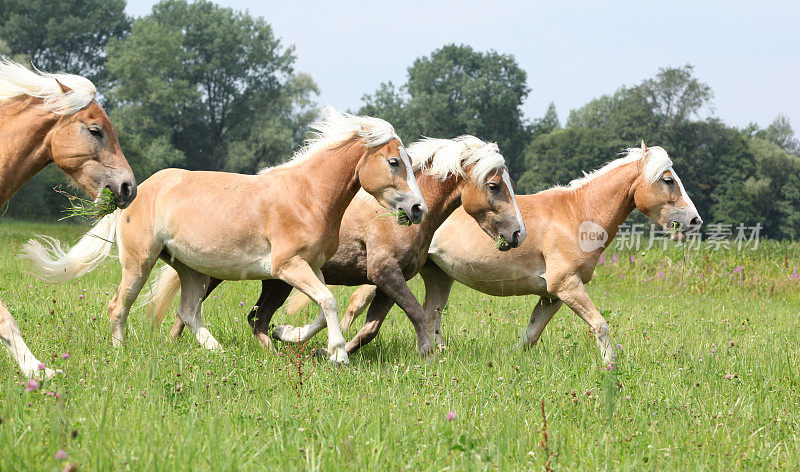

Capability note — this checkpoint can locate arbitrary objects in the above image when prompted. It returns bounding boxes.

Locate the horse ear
[640,140,649,160]
[54,79,72,94]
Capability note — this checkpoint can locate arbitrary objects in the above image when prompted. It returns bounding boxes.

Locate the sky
[126,0,800,130]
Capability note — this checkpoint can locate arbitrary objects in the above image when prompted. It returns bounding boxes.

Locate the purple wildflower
[55,450,67,460]
[25,379,39,392]
[37,362,46,371]
[445,411,456,421]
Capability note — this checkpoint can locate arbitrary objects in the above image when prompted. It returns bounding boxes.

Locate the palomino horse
[156,136,526,357]
[341,143,701,362]
[0,59,137,378]
[23,108,426,364]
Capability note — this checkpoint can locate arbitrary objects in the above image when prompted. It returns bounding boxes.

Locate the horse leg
[370,266,434,357]
[519,297,563,350]
[554,275,612,363]
[169,277,223,339]
[271,258,348,364]
[343,289,395,355]
[108,249,159,347]
[171,262,220,350]
[247,279,293,350]
[339,285,377,332]
[419,261,454,349]
[0,297,57,378]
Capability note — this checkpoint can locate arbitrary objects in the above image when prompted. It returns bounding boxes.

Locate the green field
[1,221,799,471]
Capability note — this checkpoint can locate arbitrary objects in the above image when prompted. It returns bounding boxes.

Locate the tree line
[2,0,798,239]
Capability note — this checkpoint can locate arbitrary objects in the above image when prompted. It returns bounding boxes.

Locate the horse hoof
[31,367,62,380]
[255,333,274,350]
[271,325,289,341]
[418,343,435,358]
[328,348,349,365]
[313,348,329,358]
[47,368,64,379]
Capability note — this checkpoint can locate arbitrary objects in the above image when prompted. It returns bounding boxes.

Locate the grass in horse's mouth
[376,209,413,226]
[56,187,117,221]
[494,235,509,250]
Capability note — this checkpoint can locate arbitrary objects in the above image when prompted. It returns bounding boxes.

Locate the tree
[531,102,560,137]
[105,0,318,176]
[637,65,714,127]
[567,65,713,141]
[517,128,627,193]
[754,115,799,154]
[0,0,129,87]
[713,138,800,239]
[360,44,532,177]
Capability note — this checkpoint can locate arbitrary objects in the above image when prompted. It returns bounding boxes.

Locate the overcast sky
[126,0,799,130]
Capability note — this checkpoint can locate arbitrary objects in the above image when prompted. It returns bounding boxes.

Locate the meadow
[1,220,799,471]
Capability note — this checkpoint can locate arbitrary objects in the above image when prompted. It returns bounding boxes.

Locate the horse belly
[164,238,273,281]
[428,250,548,297]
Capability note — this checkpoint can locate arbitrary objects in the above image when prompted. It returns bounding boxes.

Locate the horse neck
[416,172,464,235]
[289,140,365,227]
[573,161,640,242]
[0,100,57,205]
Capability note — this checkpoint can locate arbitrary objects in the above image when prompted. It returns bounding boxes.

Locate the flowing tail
[21,211,121,283]
[144,265,181,327]
[285,284,376,332]
[285,290,315,317]
[285,285,347,317]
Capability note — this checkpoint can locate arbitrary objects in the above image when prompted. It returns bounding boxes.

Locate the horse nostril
[411,203,424,218]
[511,230,521,246]
[690,216,702,227]
[117,181,137,206]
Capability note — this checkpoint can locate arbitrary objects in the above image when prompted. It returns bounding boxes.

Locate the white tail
[144,265,181,326]
[285,290,314,317]
[21,211,121,283]
[285,285,345,316]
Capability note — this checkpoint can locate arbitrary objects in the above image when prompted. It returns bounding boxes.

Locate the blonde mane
[407,135,507,183]
[258,107,399,174]
[0,59,96,115]
[564,145,673,189]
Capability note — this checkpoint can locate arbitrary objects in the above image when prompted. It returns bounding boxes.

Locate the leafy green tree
[517,128,627,193]
[520,66,760,231]
[567,65,713,141]
[637,65,714,127]
[105,0,318,176]
[360,44,531,177]
[531,102,560,137]
[0,0,129,86]
[713,138,800,239]
[753,115,799,154]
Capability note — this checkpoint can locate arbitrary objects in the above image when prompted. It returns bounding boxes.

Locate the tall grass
[0,221,798,470]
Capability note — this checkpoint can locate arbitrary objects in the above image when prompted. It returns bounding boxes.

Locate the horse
[340,142,701,362]
[22,108,426,364]
[0,59,137,378]
[154,136,526,357]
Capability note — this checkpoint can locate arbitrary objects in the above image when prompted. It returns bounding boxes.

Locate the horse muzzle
[108,179,138,208]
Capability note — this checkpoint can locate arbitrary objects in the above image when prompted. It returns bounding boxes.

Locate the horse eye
[663,177,674,185]
[487,182,500,191]
[388,158,400,168]
[88,127,103,138]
